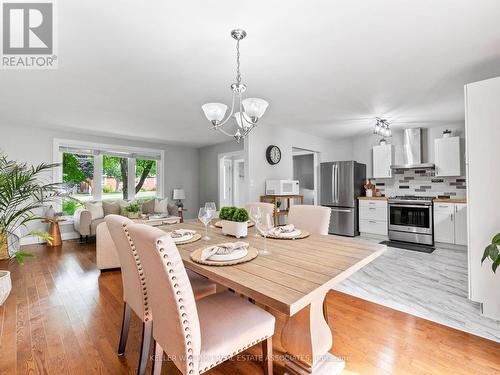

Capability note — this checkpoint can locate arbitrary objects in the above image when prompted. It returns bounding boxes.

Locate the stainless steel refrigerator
[320,161,366,236]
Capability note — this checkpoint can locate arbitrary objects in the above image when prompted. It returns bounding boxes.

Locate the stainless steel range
[388,196,434,246]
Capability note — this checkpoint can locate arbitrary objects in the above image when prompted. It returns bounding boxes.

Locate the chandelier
[201,29,269,143]
[374,118,392,138]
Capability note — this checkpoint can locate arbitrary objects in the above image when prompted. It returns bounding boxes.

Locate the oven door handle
[389,204,431,208]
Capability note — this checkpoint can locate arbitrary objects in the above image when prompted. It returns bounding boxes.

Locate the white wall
[198,140,244,208]
[352,124,466,178]
[465,76,500,319]
[245,125,353,202]
[0,124,200,219]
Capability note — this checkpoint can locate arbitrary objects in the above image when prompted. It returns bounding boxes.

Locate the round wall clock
[266,145,281,165]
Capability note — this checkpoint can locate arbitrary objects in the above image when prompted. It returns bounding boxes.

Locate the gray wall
[198,140,244,208]
[0,124,200,219]
[293,154,315,204]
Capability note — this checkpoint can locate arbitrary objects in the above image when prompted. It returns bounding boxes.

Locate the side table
[42,217,66,247]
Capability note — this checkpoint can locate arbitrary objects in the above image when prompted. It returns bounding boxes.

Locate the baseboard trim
[20,231,80,246]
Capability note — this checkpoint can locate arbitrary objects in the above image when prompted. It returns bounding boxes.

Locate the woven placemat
[190,246,258,266]
[174,233,202,245]
[266,230,310,240]
[214,220,255,228]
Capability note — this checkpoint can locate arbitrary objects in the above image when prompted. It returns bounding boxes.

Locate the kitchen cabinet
[358,199,388,236]
[434,203,455,243]
[433,202,467,245]
[372,144,394,178]
[435,137,461,176]
[454,203,467,246]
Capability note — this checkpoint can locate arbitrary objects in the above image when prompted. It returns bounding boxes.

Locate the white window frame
[53,138,164,207]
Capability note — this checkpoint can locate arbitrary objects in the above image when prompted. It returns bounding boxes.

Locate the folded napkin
[170,229,195,238]
[201,242,249,261]
[269,224,296,236]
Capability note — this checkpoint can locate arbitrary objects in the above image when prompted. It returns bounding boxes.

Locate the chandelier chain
[236,39,241,84]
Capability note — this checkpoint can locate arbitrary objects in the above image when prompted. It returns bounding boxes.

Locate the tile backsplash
[372,169,466,198]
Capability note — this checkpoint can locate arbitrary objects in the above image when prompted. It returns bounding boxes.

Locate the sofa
[74,198,179,241]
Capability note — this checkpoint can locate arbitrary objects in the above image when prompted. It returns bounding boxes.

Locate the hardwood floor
[1,241,499,375]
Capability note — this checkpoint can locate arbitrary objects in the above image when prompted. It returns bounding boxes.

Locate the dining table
[162,220,386,375]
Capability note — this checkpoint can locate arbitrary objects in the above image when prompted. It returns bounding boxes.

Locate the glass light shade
[384,127,391,137]
[242,98,269,119]
[201,103,228,122]
[374,123,380,134]
[234,112,252,128]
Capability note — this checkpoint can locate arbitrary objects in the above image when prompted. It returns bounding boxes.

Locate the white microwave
[265,180,299,195]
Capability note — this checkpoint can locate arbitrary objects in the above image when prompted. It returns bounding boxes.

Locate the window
[102,155,127,200]
[55,139,163,212]
[135,159,157,201]
[62,152,93,214]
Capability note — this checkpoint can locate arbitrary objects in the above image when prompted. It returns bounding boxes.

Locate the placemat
[174,233,202,245]
[190,246,258,266]
[266,230,310,240]
[214,220,255,228]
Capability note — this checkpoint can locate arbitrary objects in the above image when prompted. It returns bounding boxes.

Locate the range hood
[390,128,435,169]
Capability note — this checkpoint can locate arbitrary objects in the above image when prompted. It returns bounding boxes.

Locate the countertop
[358,196,387,201]
[433,198,467,203]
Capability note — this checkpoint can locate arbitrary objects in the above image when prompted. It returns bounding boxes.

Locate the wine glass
[205,202,217,228]
[256,213,273,255]
[249,206,262,237]
[198,207,211,240]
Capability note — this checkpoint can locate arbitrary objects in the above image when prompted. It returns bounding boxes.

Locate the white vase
[0,271,12,306]
[221,220,248,239]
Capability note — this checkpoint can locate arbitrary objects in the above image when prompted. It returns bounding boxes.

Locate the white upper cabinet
[373,144,394,178]
[435,137,461,176]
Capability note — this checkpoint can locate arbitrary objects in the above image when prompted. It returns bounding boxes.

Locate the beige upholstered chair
[126,223,275,375]
[287,205,331,235]
[105,215,216,375]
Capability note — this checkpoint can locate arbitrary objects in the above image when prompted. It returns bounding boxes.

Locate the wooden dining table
[163,221,386,375]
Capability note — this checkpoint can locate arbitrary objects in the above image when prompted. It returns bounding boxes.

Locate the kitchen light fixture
[374,118,392,138]
[201,29,269,143]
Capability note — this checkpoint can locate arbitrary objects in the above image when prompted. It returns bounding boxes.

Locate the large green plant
[219,206,249,222]
[482,233,500,273]
[0,155,61,264]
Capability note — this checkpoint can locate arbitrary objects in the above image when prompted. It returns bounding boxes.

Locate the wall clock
[266,145,281,165]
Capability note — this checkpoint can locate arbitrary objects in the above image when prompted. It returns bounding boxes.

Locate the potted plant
[219,206,249,238]
[0,155,60,304]
[124,203,141,219]
[481,232,500,273]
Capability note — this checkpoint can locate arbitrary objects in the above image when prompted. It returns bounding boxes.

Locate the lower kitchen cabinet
[358,199,388,236]
[433,202,467,245]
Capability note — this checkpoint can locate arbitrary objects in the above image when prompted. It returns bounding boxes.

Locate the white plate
[272,229,302,238]
[208,248,248,261]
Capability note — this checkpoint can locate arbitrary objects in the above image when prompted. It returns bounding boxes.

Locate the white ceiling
[1,0,500,147]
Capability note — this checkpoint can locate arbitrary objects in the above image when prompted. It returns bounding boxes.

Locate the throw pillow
[141,199,156,215]
[102,201,121,216]
[85,202,104,220]
[154,198,169,214]
[167,203,179,216]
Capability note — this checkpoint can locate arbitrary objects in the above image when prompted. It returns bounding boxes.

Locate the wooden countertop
[433,198,467,203]
[358,196,387,201]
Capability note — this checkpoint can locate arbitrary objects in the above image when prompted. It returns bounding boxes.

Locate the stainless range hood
[391,128,434,169]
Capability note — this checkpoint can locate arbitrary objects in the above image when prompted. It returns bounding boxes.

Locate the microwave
[265,180,299,195]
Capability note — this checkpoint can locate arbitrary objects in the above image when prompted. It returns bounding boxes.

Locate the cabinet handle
[450,214,453,221]
[369,207,376,210]
[438,205,449,208]
[369,220,377,224]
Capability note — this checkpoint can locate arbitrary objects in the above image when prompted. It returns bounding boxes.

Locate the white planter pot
[0,271,12,306]
[221,220,248,239]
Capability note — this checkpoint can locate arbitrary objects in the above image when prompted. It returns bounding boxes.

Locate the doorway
[218,151,246,208]
[292,147,319,205]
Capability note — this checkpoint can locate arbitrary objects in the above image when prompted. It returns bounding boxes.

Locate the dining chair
[126,222,275,375]
[105,215,217,375]
[287,205,331,235]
